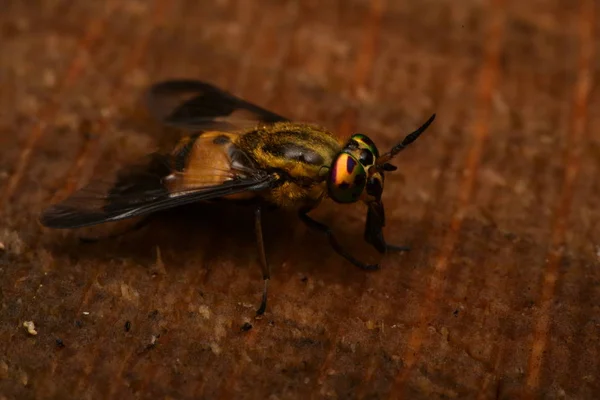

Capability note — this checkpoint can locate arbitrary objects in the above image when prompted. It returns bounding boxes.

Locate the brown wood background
[1,0,599,399]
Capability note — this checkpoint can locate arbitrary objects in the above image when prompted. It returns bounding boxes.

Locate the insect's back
[232,122,343,209]
[237,122,342,179]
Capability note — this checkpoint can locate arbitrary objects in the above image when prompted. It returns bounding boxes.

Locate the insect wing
[40,139,279,229]
[145,79,289,131]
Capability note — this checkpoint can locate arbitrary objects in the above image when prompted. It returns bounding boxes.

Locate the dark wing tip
[40,205,108,229]
[145,78,289,129]
[146,79,224,97]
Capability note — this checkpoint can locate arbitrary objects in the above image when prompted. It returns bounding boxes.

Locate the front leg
[386,243,411,252]
[364,200,411,254]
[298,208,379,271]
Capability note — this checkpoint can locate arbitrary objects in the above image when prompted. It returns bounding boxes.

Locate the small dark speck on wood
[240,322,253,332]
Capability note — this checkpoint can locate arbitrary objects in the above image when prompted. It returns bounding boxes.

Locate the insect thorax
[236,122,343,209]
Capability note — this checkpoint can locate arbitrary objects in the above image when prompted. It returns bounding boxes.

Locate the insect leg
[298,209,379,271]
[364,201,410,253]
[386,244,411,252]
[79,215,154,243]
[254,206,270,316]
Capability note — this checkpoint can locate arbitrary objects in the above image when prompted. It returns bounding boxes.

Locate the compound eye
[350,134,379,158]
[358,148,375,167]
[328,152,367,203]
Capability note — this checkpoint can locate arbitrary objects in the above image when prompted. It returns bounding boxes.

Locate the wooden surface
[1,0,599,399]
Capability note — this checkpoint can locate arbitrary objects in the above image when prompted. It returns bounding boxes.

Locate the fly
[40,79,436,316]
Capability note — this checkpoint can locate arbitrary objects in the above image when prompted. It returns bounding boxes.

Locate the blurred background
[0,0,598,398]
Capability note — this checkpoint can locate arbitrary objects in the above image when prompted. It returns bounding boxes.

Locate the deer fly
[40,79,436,316]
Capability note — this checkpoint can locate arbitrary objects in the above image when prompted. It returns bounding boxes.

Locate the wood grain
[1,1,598,399]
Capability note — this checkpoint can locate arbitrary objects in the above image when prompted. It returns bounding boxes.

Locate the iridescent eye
[358,148,374,166]
[350,134,379,158]
[328,152,367,203]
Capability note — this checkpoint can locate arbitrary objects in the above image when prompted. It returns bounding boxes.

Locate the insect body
[40,80,436,315]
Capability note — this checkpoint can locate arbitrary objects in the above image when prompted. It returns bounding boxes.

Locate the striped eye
[350,134,379,158]
[358,148,375,167]
[328,152,367,203]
